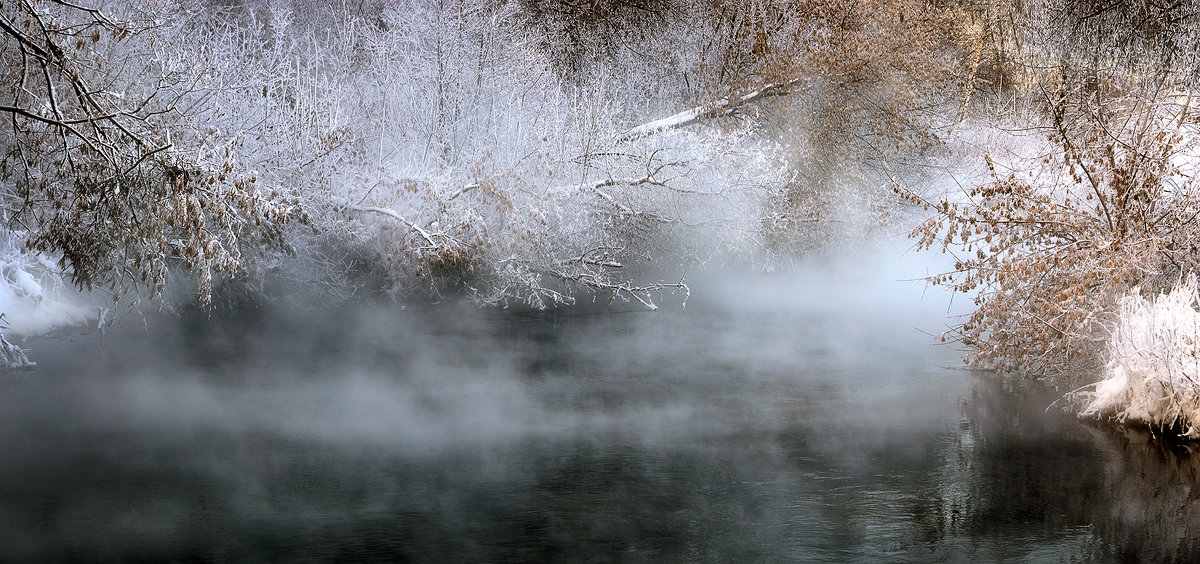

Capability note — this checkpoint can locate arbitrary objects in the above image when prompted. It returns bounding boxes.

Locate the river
[1,266,1197,562]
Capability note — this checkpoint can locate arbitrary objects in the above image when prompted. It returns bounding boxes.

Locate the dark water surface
[2,273,1199,562]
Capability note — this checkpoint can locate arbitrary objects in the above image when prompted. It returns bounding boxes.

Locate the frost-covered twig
[549,269,688,310]
[554,171,677,220]
[0,332,33,369]
[563,256,623,268]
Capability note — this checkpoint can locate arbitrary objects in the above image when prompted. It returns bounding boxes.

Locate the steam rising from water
[1,244,1194,561]
[11,243,960,453]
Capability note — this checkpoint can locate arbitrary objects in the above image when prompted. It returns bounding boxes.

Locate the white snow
[0,257,94,338]
[1078,273,1200,436]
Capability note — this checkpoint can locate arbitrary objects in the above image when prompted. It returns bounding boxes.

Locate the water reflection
[0,292,1197,562]
[938,373,1200,562]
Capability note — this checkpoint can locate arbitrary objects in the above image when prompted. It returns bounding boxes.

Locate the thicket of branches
[685,0,970,257]
[0,0,976,317]
[899,90,1200,377]
[0,1,297,307]
[903,0,1200,385]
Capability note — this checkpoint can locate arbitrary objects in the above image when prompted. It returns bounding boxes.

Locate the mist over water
[1,247,1198,562]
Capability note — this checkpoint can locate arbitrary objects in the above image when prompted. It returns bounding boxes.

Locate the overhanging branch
[615,77,803,143]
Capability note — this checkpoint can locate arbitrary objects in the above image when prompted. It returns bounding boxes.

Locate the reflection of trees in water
[932,373,1200,562]
[0,430,774,561]
[12,308,1200,561]
[1083,426,1200,563]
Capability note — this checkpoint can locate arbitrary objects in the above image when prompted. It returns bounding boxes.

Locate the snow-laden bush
[1078,274,1200,437]
[900,90,1200,378]
[0,2,300,309]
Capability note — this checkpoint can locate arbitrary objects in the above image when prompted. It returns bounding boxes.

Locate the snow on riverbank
[1079,274,1200,437]
[0,251,96,368]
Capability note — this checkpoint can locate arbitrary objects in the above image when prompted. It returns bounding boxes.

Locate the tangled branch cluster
[690,0,970,257]
[899,90,1200,378]
[0,1,295,305]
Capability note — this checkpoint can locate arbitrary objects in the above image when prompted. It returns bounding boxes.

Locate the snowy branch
[615,77,804,143]
[548,269,689,311]
[347,204,435,245]
[553,167,673,219]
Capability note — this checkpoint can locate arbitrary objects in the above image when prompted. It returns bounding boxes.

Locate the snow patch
[0,253,94,339]
[1078,274,1200,437]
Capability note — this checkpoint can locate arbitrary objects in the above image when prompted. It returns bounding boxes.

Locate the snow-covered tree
[0,1,297,309]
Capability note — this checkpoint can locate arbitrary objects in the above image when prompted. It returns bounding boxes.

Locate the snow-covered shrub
[0,2,298,307]
[0,245,93,337]
[900,90,1200,379]
[1078,274,1200,437]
